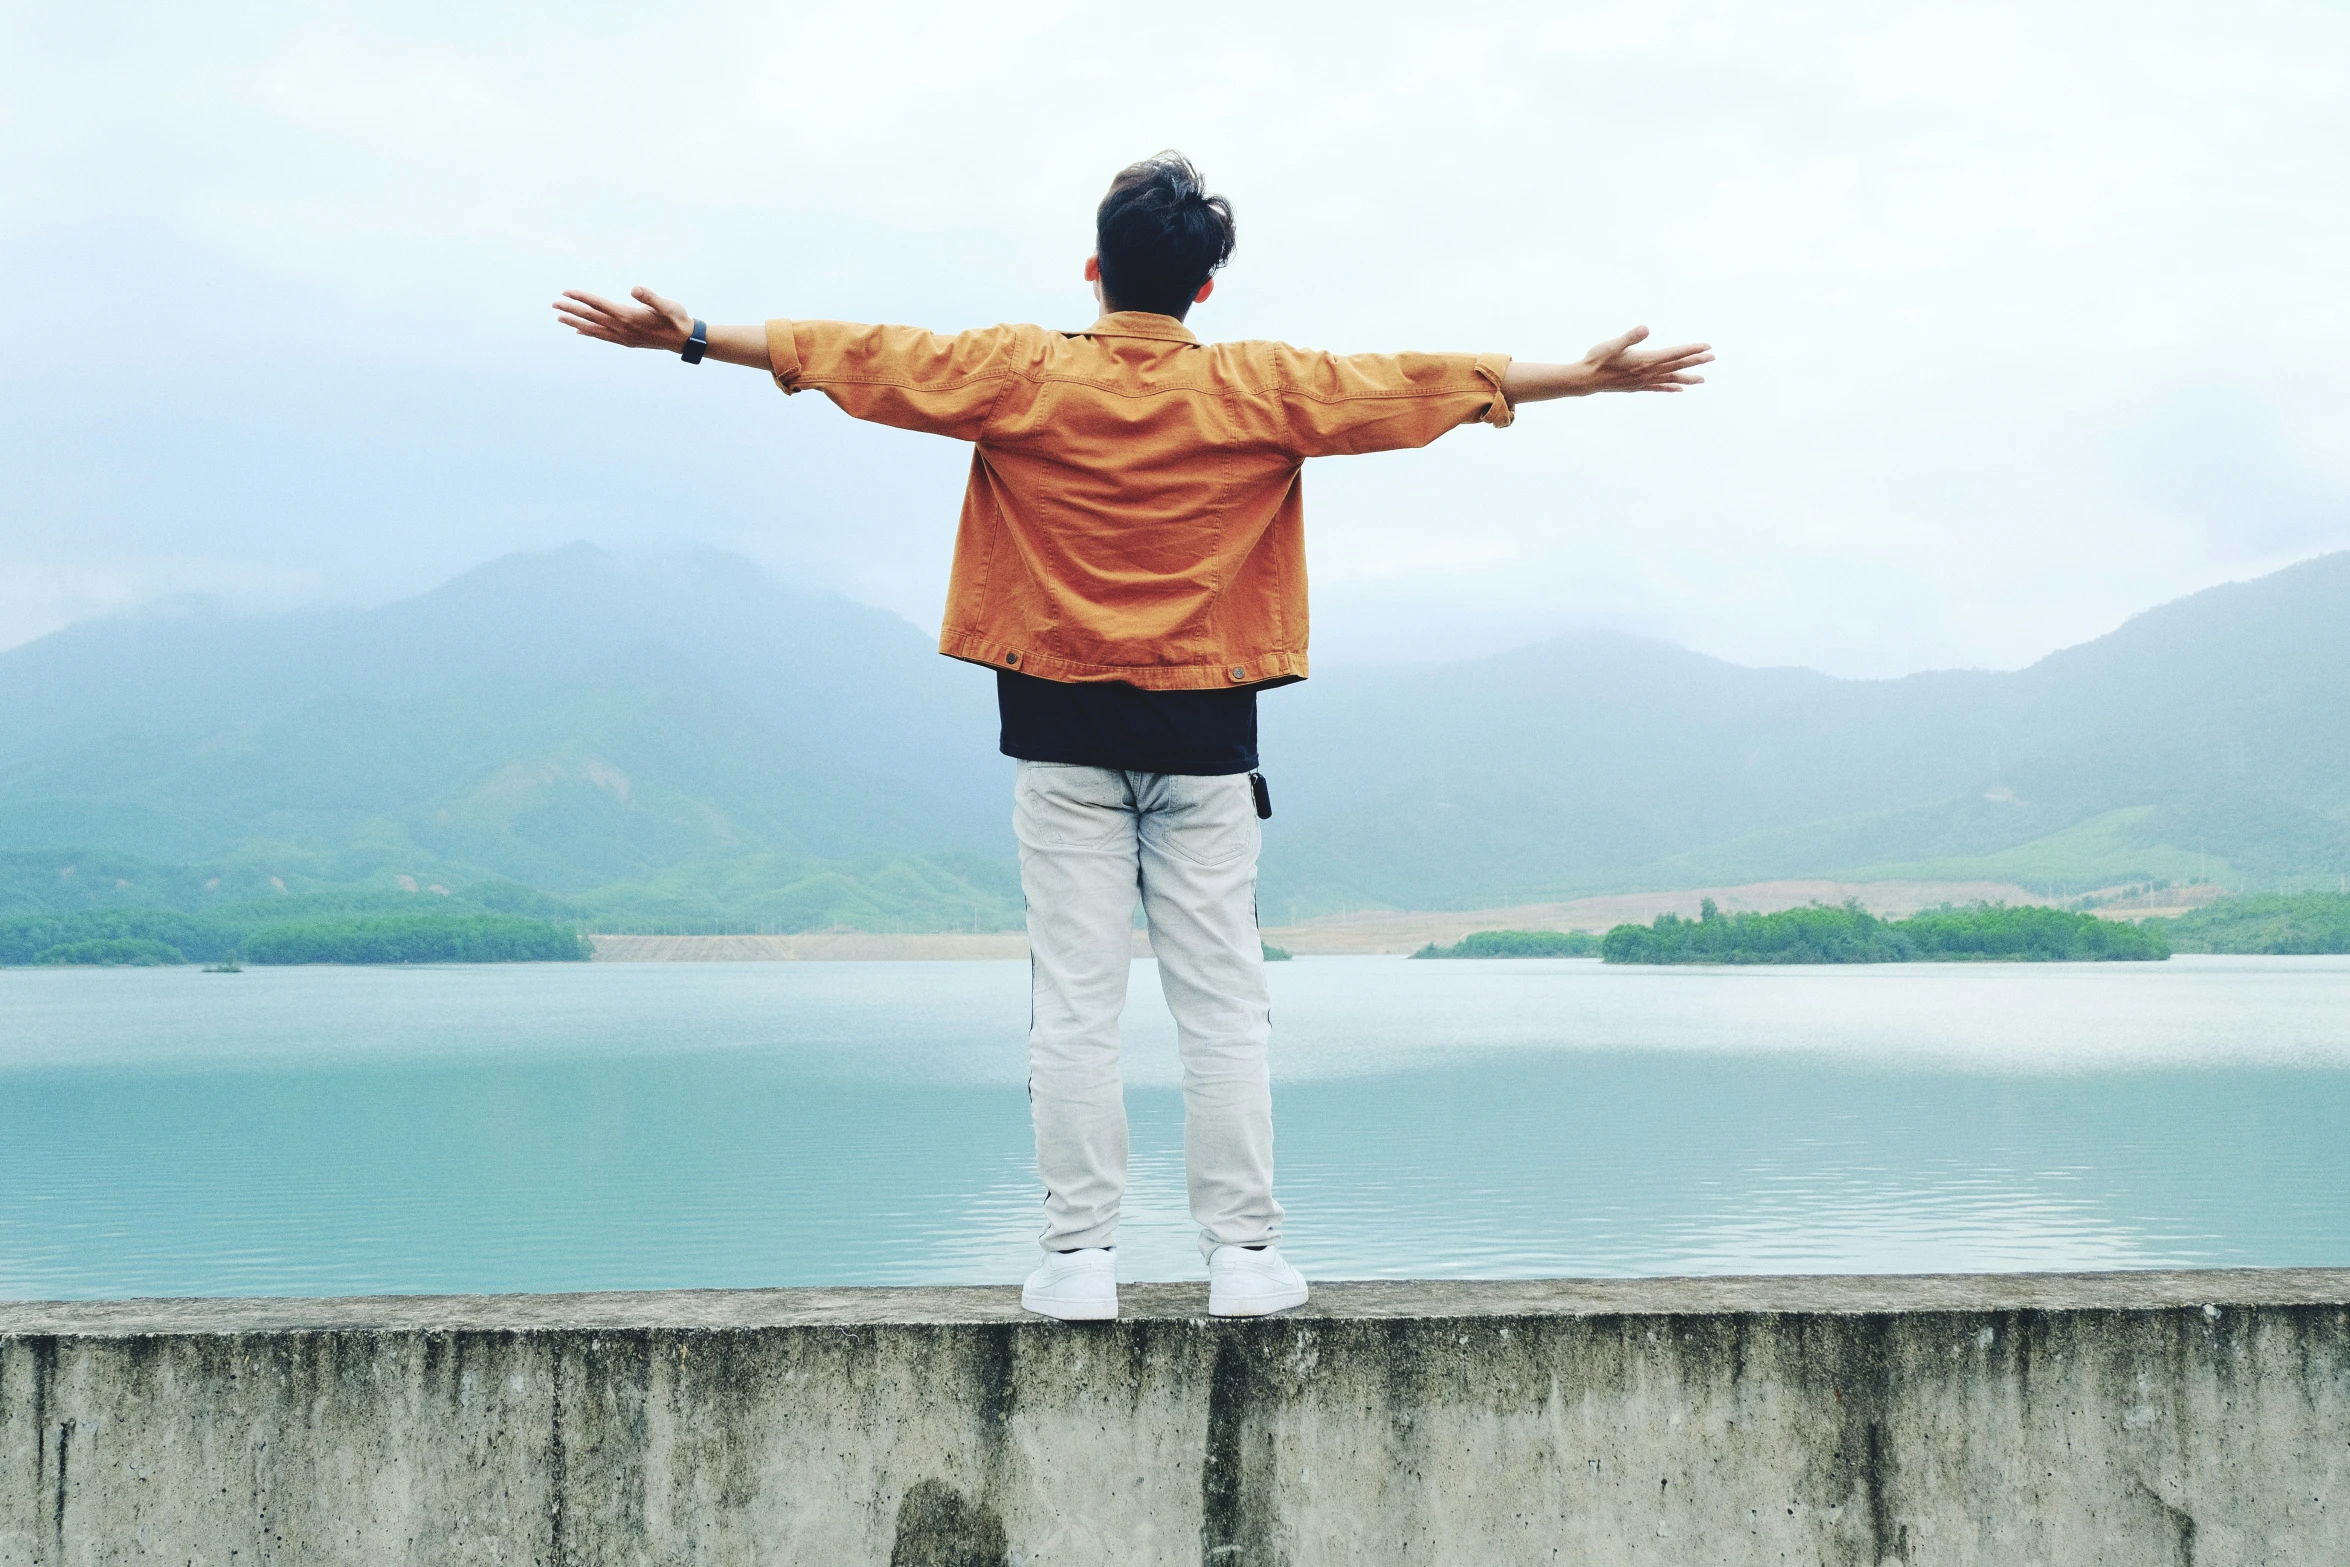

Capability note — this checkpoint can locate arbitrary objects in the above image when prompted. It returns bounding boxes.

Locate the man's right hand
[1500,327,1714,405]
[554,286,696,352]
[1569,326,1714,395]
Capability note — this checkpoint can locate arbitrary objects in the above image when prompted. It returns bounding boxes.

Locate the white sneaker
[1021,1248,1118,1321]
[1208,1245,1308,1317]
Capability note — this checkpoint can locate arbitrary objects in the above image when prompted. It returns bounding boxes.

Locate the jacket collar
[1075,311,1199,345]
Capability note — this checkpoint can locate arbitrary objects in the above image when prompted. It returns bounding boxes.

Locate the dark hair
[1095,152,1236,320]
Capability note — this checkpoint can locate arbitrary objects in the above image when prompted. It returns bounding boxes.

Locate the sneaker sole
[1021,1289,1118,1321]
[1208,1286,1309,1318]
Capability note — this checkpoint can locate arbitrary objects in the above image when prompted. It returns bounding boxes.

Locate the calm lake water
[3,956,2346,1300]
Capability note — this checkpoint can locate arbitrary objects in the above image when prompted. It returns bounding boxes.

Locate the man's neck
[1100,299,1188,324]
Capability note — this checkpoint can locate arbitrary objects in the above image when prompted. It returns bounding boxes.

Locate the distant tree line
[2163,893,2350,954]
[239,914,590,965]
[32,937,189,967]
[1412,929,1601,959]
[2,910,240,965]
[2,851,1025,941]
[1598,900,2170,964]
[2,908,588,967]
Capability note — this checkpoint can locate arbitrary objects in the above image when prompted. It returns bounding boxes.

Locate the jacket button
[1005,651,1020,667]
[1229,665,1247,681]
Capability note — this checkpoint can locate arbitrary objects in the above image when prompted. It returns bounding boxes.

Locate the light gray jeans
[1014,761,1281,1259]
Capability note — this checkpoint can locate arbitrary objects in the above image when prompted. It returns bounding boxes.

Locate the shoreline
[587,876,2198,960]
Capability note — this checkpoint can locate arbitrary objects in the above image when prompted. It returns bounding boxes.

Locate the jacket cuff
[1473,353,1515,428]
[766,319,803,392]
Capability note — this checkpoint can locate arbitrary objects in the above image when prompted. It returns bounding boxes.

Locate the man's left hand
[554,286,695,352]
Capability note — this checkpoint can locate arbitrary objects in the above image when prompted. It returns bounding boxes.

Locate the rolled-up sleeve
[767,319,1025,443]
[1272,346,1513,458]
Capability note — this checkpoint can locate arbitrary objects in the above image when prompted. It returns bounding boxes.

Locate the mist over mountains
[1270,550,2350,914]
[0,546,1015,928]
[3,544,2345,928]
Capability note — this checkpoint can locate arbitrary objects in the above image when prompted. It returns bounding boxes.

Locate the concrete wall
[4,1270,2346,1565]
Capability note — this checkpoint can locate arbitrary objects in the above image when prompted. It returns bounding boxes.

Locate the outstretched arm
[554,287,773,371]
[1500,326,1712,404]
[557,290,1028,442]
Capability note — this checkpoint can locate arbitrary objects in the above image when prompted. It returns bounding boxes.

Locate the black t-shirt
[997,670,1267,775]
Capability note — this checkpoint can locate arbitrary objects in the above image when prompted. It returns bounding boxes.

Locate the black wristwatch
[680,319,708,364]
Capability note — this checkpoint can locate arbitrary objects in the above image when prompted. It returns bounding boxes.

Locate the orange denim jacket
[766,311,1512,690]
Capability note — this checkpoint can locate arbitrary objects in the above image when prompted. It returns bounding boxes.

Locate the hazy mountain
[0,541,1001,787]
[1259,551,2350,912]
[0,545,1013,918]
[4,543,2345,927]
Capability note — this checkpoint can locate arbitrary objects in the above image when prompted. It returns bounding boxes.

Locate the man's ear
[1084,256,1101,283]
[1194,277,1215,304]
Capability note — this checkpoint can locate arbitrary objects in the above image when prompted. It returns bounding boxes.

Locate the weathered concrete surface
[4,1270,2345,1564]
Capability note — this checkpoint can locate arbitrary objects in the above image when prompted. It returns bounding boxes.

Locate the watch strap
[681,319,708,364]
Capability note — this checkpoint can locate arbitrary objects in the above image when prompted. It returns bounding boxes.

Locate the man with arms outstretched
[557,152,1710,1320]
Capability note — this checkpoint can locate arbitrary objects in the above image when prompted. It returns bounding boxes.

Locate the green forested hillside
[0,653,993,886]
[0,888,590,966]
[2163,893,2350,954]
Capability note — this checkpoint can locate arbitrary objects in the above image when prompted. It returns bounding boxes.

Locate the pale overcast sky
[4,0,2345,675]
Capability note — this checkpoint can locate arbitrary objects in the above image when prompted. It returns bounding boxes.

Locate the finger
[552,301,612,326]
[562,289,630,317]
[1630,346,1714,371]
[557,307,628,336]
[555,311,625,340]
[1584,326,1646,364]
[632,285,684,317]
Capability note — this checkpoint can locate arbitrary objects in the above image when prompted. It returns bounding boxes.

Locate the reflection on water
[2,957,2345,1298]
